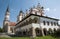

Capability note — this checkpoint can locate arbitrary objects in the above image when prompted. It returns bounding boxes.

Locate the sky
[0,0,60,27]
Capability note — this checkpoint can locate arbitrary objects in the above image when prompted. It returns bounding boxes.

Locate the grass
[0,36,60,39]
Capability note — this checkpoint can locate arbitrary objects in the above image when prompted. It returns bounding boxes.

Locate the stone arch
[35,28,41,36]
[54,28,56,32]
[10,27,13,33]
[22,30,26,36]
[48,28,53,34]
[43,28,47,35]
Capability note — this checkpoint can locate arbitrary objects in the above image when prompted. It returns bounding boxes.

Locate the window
[47,21,49,25]
[51,22,53,26]
[57,22,58,26]
[43,21,46,25]
[54,22,56,26]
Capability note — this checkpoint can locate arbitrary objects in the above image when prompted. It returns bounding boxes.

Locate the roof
[9,22,16,26]
[6,5,9,12]
[16,14,59,25]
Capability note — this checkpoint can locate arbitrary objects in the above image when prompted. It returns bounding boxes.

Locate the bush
[52,29,60,37]
[0,27,3,33]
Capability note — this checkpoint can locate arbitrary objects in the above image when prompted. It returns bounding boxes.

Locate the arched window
[51,22,53,26]
[43,21,46,25]
[47,21,49,26]
[54,22,56,26]
[57,22,58,26]
[33,17,38,23]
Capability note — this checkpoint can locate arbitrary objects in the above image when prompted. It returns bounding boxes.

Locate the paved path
[0,33,11,37]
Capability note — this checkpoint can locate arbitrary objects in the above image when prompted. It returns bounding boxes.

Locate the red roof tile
[9,22,16,26]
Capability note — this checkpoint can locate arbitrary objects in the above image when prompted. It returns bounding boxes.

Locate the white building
[15,3,60,37]
[3,3,60,37]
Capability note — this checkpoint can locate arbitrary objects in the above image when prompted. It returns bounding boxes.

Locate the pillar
[32,27,36,37]
[41,29,45,36]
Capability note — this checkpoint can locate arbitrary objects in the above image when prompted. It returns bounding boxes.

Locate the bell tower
[3,6,10,32]
[17,10,24,22]
[37,3,44,16]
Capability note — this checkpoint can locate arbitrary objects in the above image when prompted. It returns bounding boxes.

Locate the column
[32,27,36,37]
[41,29,45,36]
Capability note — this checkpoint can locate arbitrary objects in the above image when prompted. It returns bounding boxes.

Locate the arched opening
[10,27,13,33]
[23,31,26,36]
[48,28,53,35]
[54,28,56,32]
[43,28,47,36]
[35,28,40,36]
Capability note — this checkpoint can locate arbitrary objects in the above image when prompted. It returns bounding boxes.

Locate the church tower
[3,6,10,32]
[36,3,44,16]
[17,10,24,22]
[29,3,44,16]
[25,10,28,16]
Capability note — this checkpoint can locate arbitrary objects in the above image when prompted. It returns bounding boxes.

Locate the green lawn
[0,36,60,39]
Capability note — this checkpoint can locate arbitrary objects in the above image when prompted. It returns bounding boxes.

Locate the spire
[26,9,28,15]
[4,5,10,21]
[19,9,24,15]
[37,3,41,8]
[6,5,9,12]
[17,9,24,22]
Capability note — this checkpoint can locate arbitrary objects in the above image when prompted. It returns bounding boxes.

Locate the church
[3,3,60,37]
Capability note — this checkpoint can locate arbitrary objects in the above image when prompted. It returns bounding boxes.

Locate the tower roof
[20,10,23,13]
[19,10,24,16]
[6,5,9,12]
[37,3,41,8]
[19,9,24,13]
[5,5,10,15]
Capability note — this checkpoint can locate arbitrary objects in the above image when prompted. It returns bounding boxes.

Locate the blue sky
[0,0,60,27]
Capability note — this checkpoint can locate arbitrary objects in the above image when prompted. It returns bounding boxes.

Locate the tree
[0,27,3,33]
[51,29,60,37]
[54,29,60,37]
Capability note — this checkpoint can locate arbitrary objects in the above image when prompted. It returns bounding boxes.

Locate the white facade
[40,17,59,31]
[16,15,59,31]
[3,3,60,37]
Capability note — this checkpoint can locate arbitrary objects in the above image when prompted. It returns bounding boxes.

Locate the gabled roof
[9,22,16,26]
